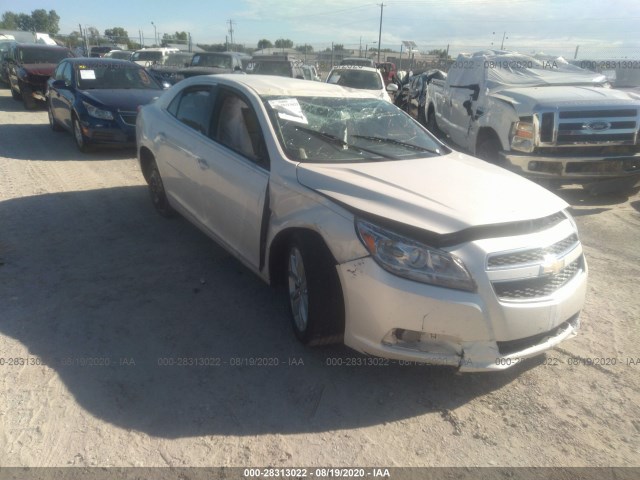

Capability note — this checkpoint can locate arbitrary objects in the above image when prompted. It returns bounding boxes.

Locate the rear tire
[417,106,427,126]
[426,106,442,137]
[48,101,63,131]
[147,161,176,218]
[286,233,344,346]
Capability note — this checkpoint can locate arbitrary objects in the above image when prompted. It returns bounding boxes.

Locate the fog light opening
[382,328,463,356]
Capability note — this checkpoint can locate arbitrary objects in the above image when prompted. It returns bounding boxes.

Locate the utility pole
[228,19,236,49]
[500,32,507,50]
[574,45,580,59]
[331,42,334,68]
[377,3,385,64]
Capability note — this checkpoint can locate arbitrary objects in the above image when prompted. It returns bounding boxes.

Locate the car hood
[80,89,162,111]
[490,85,639,113]
[296,151,567,235]
[21,63,57,76]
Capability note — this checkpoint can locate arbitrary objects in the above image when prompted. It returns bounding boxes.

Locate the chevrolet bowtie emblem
[541,254,565,275]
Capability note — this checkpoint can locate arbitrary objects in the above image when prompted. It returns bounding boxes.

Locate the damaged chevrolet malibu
[136,74,587,372]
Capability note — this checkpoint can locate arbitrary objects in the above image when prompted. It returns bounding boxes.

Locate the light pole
[151,21,157,46]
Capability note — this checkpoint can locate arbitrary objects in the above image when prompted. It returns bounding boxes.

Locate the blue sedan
[47,58,164,152]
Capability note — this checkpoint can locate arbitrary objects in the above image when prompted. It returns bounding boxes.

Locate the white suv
[327,65,398,102]
[131,47,180,67]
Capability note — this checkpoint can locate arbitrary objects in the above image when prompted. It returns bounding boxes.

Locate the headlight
[82,101,114,120]
[510,120,534,153]
[355,219,477,292]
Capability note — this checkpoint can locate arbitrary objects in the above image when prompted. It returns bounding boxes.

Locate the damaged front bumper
[500,150,640,185]
[336,256,586,372]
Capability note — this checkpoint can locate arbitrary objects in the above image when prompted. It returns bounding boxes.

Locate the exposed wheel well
[268,228,338,287]
[475,127,502,153]
[139,147,155,183]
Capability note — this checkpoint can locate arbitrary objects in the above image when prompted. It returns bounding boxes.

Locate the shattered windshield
[264,96,446,163]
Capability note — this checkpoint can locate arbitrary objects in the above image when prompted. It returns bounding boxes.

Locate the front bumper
[337,254,586,372]
[500,150,640,184]
[79,116,136,147]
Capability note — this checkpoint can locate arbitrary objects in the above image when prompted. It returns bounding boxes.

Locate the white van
[131,47,180,67]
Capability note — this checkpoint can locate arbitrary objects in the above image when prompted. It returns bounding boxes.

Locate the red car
[7,43,74,109]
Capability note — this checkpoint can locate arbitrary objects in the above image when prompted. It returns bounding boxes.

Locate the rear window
[132,51,163,63]
[19,47,72,64]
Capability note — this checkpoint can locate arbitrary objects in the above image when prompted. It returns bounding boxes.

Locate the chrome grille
[488,234,579,268]
[536,108,639,147]
[493,256,583,300]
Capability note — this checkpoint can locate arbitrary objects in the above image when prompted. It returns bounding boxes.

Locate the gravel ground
[0,89,639,471]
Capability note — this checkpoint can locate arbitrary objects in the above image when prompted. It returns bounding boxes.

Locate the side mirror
[386,83,399,93]
[51,79,69,89]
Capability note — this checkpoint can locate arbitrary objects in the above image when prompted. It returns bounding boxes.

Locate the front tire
[10,85,21,100]
[21,84,36,110]
[476,137,502,165]
[286,234,344,345]
[73,116,90,152]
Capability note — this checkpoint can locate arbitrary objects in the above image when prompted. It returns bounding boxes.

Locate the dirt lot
[0,89,639,470]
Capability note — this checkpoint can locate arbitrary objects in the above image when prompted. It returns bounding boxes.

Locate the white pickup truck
[425,50,640,193]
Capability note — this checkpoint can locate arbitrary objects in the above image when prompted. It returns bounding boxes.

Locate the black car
[248,54,305,79]
[175,51,250,81]
[147,51,194,85]
[6,43,74,109]
[47,58,163,152]
[395,69,446,126]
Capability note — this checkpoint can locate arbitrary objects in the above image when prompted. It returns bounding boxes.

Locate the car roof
[179,74,380,99]
[329,65,380,73]
[16,44,70,51]
[63,58,142,67]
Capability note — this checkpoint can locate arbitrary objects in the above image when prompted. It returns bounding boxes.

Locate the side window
[212,91,269,169]
[169,86,214,135]
[62,63,73,84]
[53,62,66,80]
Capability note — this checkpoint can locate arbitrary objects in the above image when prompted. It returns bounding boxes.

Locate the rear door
[155,84,216,222]
[198,87,270,268]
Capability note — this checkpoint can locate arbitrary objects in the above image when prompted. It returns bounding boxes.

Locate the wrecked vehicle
[7,43,74,109]
[425,50,640,194]
[137,75,586,372]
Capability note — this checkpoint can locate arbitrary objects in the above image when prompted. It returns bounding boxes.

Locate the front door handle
[197,157,209,170]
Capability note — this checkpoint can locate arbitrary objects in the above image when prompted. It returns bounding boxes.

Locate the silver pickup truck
[425,50,640,194]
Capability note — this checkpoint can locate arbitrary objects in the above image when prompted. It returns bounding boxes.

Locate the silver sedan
[136,74,586,371]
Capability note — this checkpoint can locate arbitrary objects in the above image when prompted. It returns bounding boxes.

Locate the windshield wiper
[352,135,441,155]
[294,125,393,159]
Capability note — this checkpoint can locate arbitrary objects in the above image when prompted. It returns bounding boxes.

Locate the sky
[4,0,640,59]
